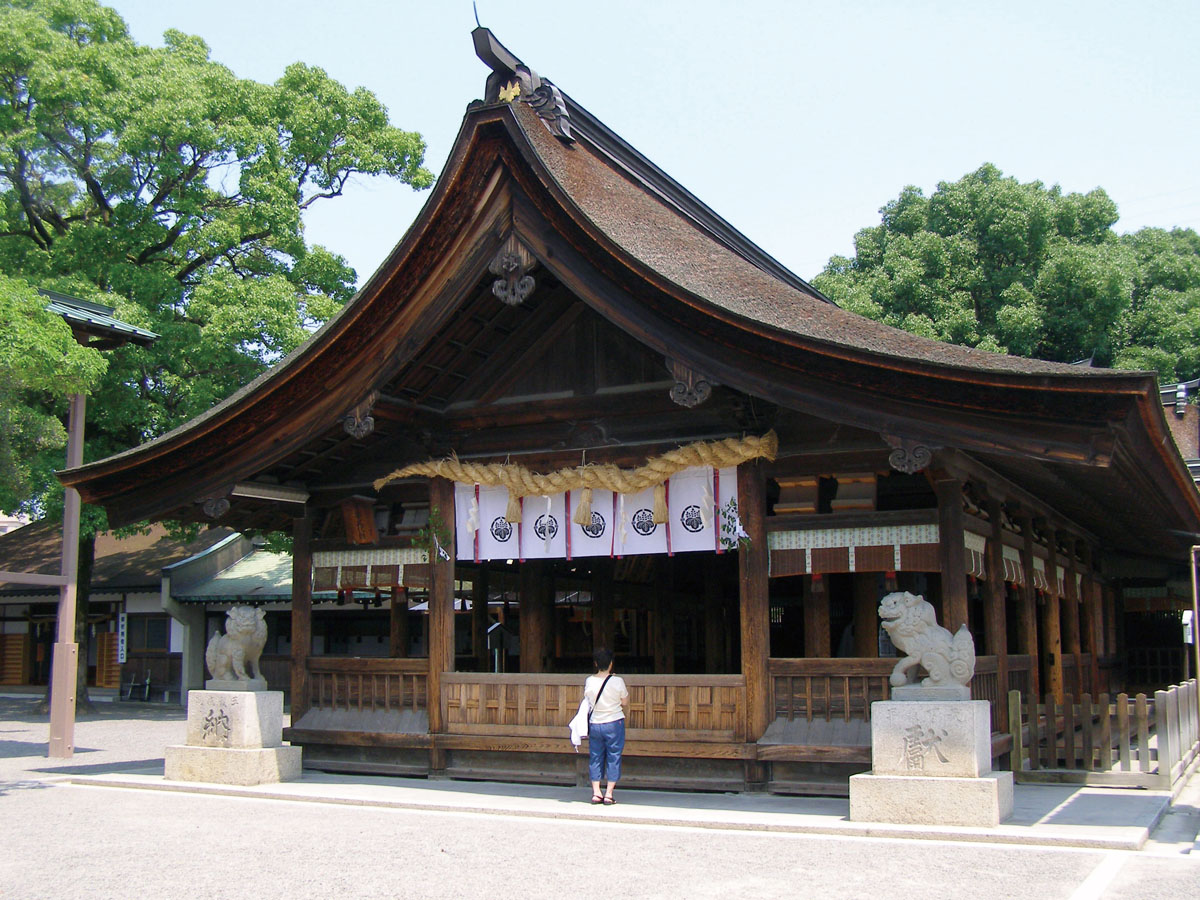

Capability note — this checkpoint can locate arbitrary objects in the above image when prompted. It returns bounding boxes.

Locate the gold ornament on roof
[498,81,521,103]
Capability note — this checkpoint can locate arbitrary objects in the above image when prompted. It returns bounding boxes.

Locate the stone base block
[185,690,283,750]
[849,771,1014,827]
[890,684,970,702]
[870,700,993,777]
[165,744,302,786]
[205,677,267,692]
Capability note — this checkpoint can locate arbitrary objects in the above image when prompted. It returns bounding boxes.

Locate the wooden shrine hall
[60,30,1200,793]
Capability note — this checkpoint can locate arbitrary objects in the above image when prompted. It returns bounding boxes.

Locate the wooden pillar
[934,476,969,633]
[738,462,770,746]
[472,567,489,670]
[290,514,314,723]
[804,576,831,658]
[519,561,546,673]
[1103,582,1118,657]
[1079,546,1101,694]
[703,555,723,673]
[653,561,675,674]
[852,574,879,658]
[1062,543,1083,694]
[592,560,614,656]
[1041,525,1064,702]
[983,499,1009,729]
[390,587,409,658]
[1015,512,1041,701]
[427,478,456,736]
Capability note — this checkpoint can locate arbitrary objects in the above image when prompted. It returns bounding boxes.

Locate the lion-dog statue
[878,591,975,688]
[205,605,268,683]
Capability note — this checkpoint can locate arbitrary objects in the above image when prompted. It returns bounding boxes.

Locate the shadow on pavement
[26,758,164,776]
[0,739,99,759]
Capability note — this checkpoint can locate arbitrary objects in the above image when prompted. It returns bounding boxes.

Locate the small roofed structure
[57,32,1200,791]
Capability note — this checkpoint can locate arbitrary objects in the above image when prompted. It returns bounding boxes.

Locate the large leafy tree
[0,0,432,706]
[814,164,1200,380]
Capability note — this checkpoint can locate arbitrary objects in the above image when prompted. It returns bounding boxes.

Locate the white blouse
[584,673,628,724]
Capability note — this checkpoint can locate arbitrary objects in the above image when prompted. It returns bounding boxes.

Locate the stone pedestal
[849,700,1013,827]
[165,689,301,786]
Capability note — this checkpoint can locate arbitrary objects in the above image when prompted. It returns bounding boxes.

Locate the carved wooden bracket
[197,488,233,519]
[668,359,716,408]
[488,235,536,306]
[882,434,938,474]
[343,391,379,439]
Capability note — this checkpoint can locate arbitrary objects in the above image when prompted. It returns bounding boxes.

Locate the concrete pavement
[2,695,1197,853]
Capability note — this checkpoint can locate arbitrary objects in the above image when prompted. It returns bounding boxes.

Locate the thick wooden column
[934,476,969,633]
[1015,512,1041,700]
[703,555,723,673]
[1041,526,1064,702]
[803,576,831,658]
[290,514,314,723]
[427,478,456,736]
[592,560,614,655]
[390,588,409,658]
[519,560,546,673]
[1103,582,1118,657]
[472,567,489,670]
[983,499,1009,729]
[738,463,770,746]
[1079,546,1101,695]
[852,574,879,658]
[1062,544,1083,694]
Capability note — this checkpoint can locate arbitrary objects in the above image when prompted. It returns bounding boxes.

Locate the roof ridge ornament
[883,434,938,474]
[473,27,574,143]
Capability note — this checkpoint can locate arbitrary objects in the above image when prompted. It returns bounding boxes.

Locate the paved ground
[2,695,1198,899]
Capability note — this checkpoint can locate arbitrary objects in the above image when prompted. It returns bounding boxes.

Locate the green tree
[0,0,432,706]
[814,164,1200,380]
[0,275,106,511]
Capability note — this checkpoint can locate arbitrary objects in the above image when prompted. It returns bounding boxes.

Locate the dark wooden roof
[0,522,233,595]
[56,37,1200,558]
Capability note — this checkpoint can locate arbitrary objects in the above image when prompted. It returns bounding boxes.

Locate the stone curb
[67,773,1159,852]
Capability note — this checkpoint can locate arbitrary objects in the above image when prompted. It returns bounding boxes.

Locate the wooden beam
[1079,545,1102,695]
[427,478,456,739]
[984,499,1010,731]
[738,462,770,745]
[339,495,379,545]
[390,588,409,658]
[804,576,832,658]
[472,566,489,671]
[1042,525,1064,702]
[291,514,314,722]
[1015,512,1041,701]
[852,574,879,658]
[934,475,969,633]
[519,561,546,673]
[654,561,675,674]
[592,559,614,656]
[703,555,724,673]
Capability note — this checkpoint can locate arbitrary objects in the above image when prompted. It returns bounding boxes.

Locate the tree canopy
[0,0,433,521]
[813,164,1200,381]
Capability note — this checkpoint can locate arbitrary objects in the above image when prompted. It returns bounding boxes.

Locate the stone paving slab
[67,769,1170,851]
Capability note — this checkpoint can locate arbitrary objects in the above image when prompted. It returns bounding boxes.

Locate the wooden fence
[1008,679,1200,790]
[441,673,746,741]
[307,657,428,714]
[769,655,1026,734]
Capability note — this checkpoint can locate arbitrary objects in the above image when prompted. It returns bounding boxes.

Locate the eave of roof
[40,289,158,347]
[54,51,1200,542]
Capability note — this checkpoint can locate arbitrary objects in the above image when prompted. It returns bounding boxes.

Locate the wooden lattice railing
[307,657,428,713]
[441,673,746,741]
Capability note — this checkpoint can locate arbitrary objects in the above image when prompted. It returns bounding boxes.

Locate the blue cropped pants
[588,718,625,783]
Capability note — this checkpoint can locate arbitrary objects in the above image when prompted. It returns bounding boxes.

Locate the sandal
[590,795,603,804]
[603,797,615,805]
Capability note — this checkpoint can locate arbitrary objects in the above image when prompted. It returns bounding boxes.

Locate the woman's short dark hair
[593,648,614,673]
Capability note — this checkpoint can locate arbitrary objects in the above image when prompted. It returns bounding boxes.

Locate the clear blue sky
[107,0,1200,286]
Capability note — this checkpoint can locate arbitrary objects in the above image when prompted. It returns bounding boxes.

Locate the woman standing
[585,647,629,805]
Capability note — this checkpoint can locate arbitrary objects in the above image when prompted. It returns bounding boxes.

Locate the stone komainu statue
[205,606,268,682]
[878,591,976,688]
